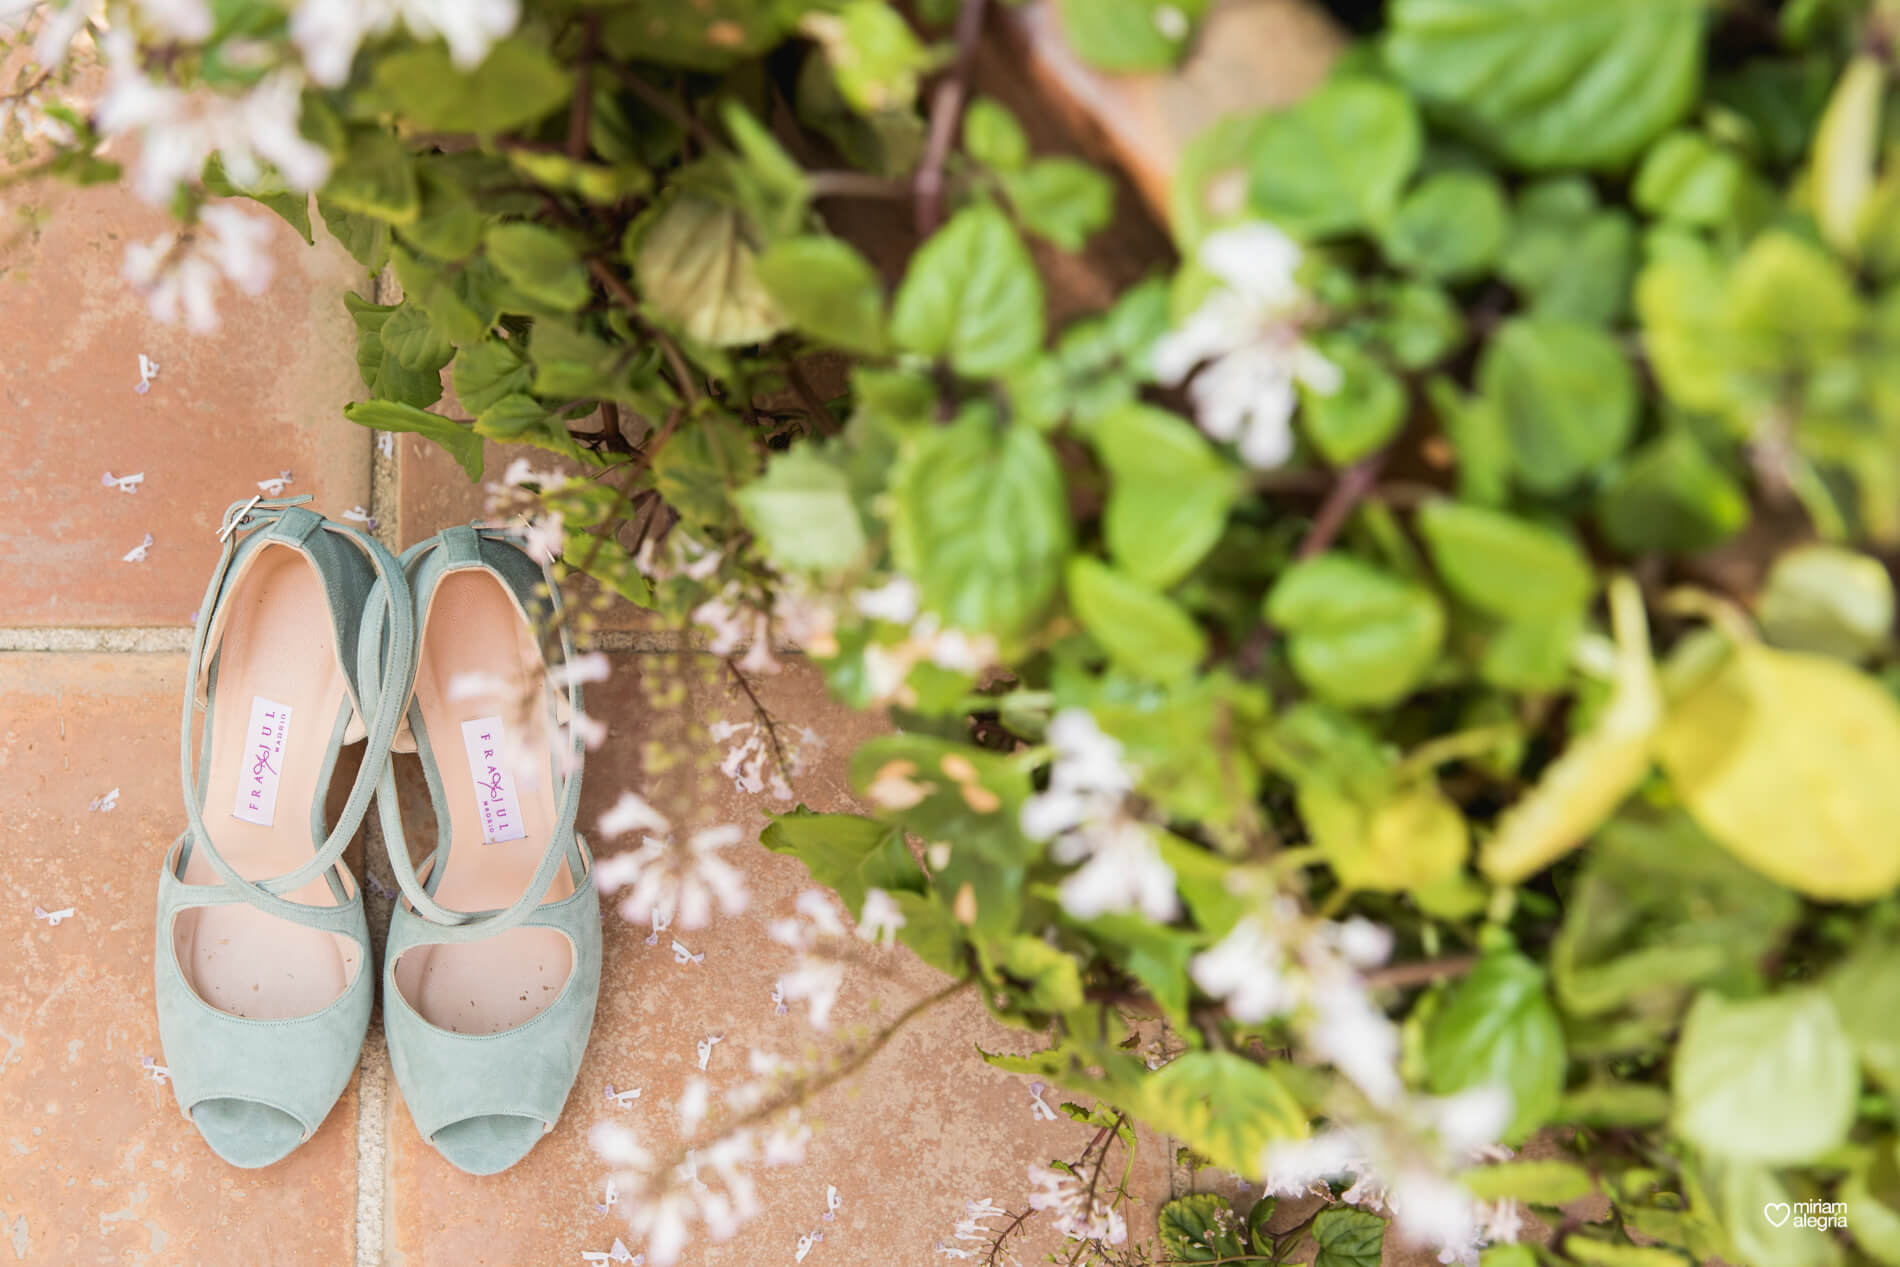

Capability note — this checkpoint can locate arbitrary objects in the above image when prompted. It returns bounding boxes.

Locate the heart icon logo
[1764,1202,1792,1227]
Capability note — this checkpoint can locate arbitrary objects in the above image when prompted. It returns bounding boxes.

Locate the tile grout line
[358,372,397,1267]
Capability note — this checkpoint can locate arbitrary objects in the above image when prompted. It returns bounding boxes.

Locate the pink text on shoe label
[232,696,293,827]
[461,716,528,845]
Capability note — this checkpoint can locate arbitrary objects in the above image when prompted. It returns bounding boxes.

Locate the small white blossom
[255,470,293,496]
[856,888,905,945]
[1022,710,1178,923]
[122,533,153,563]
[101,470,144,493]
[598,791,673,839]
[672,939,704,966]
[88,787,120,812]
[1026,1164,1127,1245]
[124,204,274,332]
[1153,222,1340,469]
[677,1076,710,1135]
[32,905,74,926]
[852,576,919,624]
[596,826,749,931]
[292,0,520,86]
[1027,1080,1059,1122]
[134,354,161,394]
[695,1033,723,1072]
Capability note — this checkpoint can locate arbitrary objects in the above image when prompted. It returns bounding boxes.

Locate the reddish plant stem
[1297,452,1387,559]
[914,0,989,236]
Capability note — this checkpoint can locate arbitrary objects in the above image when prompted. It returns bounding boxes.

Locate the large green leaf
[755,235,887,355]
[341,400,482,479]
[1500,178,1635,323]
[1596,430,1749,556]
[891,414,1070,640]
[1824,940,1900,1091]
[484,223,590,313]
[1301,338,1407,466]
[1091,404,1237,589]
[1248,76,1422,238]
[1477,317,1637,494]
[374,41,572,136]
[1418,501,1594,620]
[1138,1052,1308,1174]
[378,303,452,373]
[1425,950,1567,1141]
[736,447,868,574]
[1756,545,1895,662]
[760,809,922,914]
[1157,1194,1248,1263]
[1670,988,1858,1164]
[1266,554,1445,707]
[1380,169,1509,281]
[450,339,534,415]
[633,194,784,347]
[1067,557,1207,683]
[1385,0,1710,169]
[1054,0,1207,72]
[343,292,444,408]
[1312,1208,1385,1267]
[1001,157,1115,251]
[890,205,1045,377]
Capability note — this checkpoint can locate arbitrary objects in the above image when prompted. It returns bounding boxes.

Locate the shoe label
[461,716,528,845]
[232,696,293,827]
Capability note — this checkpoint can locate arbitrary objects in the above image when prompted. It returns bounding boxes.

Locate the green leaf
[1670,988,1858,1164]
[203,154,312,244]
[804,1,937,114]
[1381,281,1465,370]
[633,194,784,348]
[1810,55,1886,256]
[378,303,452,373]
[964,97,1029,171]
[1055,0,1206,72]
[1418,501,1594,621]
[1460,1159,1596,1205]
[1157,1194,1247,1263]
[891,205,1045,377]
[1385,0,1708,169]
[1002,158,1115,251]
[1067,556,1208,683]
[848,735,1030,860]
[484,223,590,313]
[891,414,1070,640]
[736,447,868,574]
[1557,1079,1671,1127]
[343,292,444,408]
[761,810,921,915]
[993,935,1084,1011]
[402,166,487,260]
[1381,170,1509,281]
[652,413,756,527]
[1757,545,1895,662]
[1551,810,1799,1019]
[1297,777,1470,893]
[1477,317,1637,494]
[1716,1161,1847,1267]
[1062,909,1197,1026]
[1092,403,1236,589]
[1426,951,1567,1142]
[1266,554,1445,707]
[1657,639,1900,900]
[1824,940,1900,1091]
[473,393,551,440]
[601,0,792,69]
[1634,129,1767,229]
[1248,75,1422,238]
[1595,430,1749,556]
[1563,1242,1692,1267]
[1500,180,1635,323]
[321,129,419,225]
[451,340,534,415]
[1312,1207,1385,1267]
[374,41,572,136]
[755,236,887,356]
[1138,1053,1308,1175]
[1301,339,1407,466]
[341,400,482,480]
[319,199,391,272]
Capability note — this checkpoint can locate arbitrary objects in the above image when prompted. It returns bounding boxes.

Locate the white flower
[937,1197,1013,1261]
[1026,1164,1127,1244]
[124,204,275,332]
[852,576,920,624]
[856,888,905,945]
[1190,916,1295,1023]
[677,1076,710,1135]
[519,510,565,564]
[761,1113,811,1166]
[597,790,673,839]
[596,826,749,931]
[773,892,850,1029]
[1023,710,1178,922]
[1153,222,1341,469]
[32,0,210,63]
[292,0,519,86]
[1306,972,1404,1106]
[1054,821,1178,923]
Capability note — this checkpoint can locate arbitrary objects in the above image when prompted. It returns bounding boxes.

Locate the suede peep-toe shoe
[155,495,414,1167]
[364,524,600,1176]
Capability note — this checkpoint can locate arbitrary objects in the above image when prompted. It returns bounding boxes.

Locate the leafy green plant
[13,0,1900,1263]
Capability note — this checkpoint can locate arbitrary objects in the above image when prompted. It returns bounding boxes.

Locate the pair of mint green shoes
[154,495,600,1173]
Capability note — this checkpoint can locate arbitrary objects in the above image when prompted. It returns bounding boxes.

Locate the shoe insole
[392,570,575,1037]
[174,544,362,1020]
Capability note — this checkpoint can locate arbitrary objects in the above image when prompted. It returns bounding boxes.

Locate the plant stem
[587,256,703,406]
[1297,452,1387,559]
[725,655,796,791]
[809,170,915,201]
[1362,953,1479,990]
[567,16,597,160]
[915,0,988,236]
[609,63,722,152]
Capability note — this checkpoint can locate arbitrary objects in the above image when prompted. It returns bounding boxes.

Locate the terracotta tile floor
[0,171,1188,1267]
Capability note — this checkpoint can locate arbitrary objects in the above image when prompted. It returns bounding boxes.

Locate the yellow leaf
[1481,576,1661,884]
[1810,55,1887,257]
[1302,778,1468,893]
[1658,640,1900,900]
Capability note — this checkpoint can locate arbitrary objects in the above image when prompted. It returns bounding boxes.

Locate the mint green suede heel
[156,496,414,1168]
[365,525,599,1176]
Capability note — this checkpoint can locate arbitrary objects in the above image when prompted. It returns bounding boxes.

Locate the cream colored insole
[393,571,574,1036]
[175,544,361,1020]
